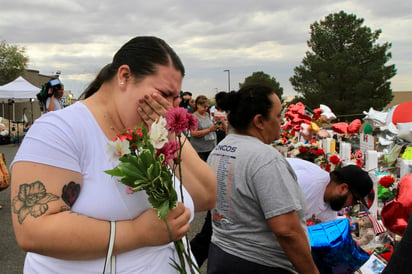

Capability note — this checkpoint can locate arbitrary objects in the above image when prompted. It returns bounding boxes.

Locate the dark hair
[217,84,275,130]
[79,36,185,99]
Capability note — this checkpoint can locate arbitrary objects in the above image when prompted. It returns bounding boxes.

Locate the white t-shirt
[45,96,64,111]
[286,158,339,223]
[12,102,195,274]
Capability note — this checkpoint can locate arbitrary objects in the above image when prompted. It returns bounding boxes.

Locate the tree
[290,11,396,121]
[240,71,284,102]
[0,41,29,85]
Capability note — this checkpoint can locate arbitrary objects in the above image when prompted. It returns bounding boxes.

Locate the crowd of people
[9,35,410,273]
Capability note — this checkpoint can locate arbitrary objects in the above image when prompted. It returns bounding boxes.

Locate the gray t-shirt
[190,112,216,153]
[207,134,308,273]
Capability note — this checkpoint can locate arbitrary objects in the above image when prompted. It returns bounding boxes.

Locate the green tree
[0,41,29,85]
[240,71,284,102]
[290,11,396,121]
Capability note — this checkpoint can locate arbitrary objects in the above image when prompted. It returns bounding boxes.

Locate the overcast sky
[1,0,411,98]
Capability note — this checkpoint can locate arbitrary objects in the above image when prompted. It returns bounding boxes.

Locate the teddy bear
[352,216,375,246]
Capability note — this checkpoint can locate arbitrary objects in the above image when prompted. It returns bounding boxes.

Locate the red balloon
[348,119,361,134]
[332,122,348,134]
[392,100,412,124]
[381,174,412,236]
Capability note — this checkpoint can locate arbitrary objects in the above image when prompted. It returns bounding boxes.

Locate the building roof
[385,91,412,109]
[22,69,59,88]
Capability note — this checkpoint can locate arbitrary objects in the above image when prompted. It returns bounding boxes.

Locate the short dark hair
[331,165,373,207]
[80,36,185,99]
[217,84,276,130]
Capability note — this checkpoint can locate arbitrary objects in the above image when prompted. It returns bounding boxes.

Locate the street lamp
[223,69,230,92]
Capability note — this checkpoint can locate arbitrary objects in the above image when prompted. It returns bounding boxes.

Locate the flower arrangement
[377,174,397,203]
[352,149,364,168]
[105,107,200,274]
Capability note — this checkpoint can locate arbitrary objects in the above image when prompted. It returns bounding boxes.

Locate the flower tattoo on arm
[12,181,59,224]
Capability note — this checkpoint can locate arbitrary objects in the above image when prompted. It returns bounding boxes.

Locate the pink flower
[126,186,134,194]
[165,107,189,134]
[156,140,180,165]
[186,112,199,131]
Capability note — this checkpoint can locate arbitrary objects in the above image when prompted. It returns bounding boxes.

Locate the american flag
[359,211,387,235]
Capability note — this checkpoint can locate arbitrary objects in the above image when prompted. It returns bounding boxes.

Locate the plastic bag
[0,153,10,191]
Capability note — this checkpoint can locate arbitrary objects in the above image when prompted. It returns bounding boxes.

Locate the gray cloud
[1,0,410,98]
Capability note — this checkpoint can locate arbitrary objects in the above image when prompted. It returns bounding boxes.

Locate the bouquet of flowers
[105,107,200,274]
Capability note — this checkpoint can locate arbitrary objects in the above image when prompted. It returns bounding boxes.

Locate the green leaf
[104,166,123,177]
[157,200,170,219]
[147,164,155,179]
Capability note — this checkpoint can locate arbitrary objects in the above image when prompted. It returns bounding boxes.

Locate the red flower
[306,220,315,226]
[156,140,180,165]
[299,147,308,153]
[309,148,317,154]
[378,175,395,188]
[314,148,325,156]
[381,252,393,261]
[354,149,363,159]
[115,128,143,141]
[320,163,331,172]
[329,154,341,165]
[354,158,363,168]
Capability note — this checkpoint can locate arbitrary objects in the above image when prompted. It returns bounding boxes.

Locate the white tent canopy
[0,76,40,103]
[0,76,40,120]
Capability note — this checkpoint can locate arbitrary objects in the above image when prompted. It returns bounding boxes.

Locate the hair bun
[216,91,238,112]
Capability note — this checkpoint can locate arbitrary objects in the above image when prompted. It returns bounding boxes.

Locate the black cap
[333,165,373,208]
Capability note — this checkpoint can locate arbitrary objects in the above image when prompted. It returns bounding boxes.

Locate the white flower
[150,117,169,149]
[106,139,131,161]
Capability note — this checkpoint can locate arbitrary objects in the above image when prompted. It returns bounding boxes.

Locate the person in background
[10,36,216,273]
[209,104,217,119]
[189,95,218,161]
[207,84,319,274]
[286,158,373,224]
[213,92,228,144]
[179,91,194,113]
[189,95,218,267]
[46,83,65,111]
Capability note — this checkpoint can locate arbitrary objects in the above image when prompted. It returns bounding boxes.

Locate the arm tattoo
[12,181,59,224]
[61,181,80,207]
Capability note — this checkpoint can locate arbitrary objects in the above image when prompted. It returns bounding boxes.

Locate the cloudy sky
[1,0,411,98]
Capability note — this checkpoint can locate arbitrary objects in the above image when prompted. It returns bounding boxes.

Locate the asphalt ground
[0,143,207,274]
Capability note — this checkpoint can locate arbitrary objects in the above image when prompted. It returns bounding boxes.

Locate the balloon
[381,174,412,236]
[308,218,370,273]
[348,119,361,134]
[363,123,373,134]
[332,122,348,134]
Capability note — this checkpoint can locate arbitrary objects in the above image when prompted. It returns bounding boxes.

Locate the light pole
[223,69,230,92]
